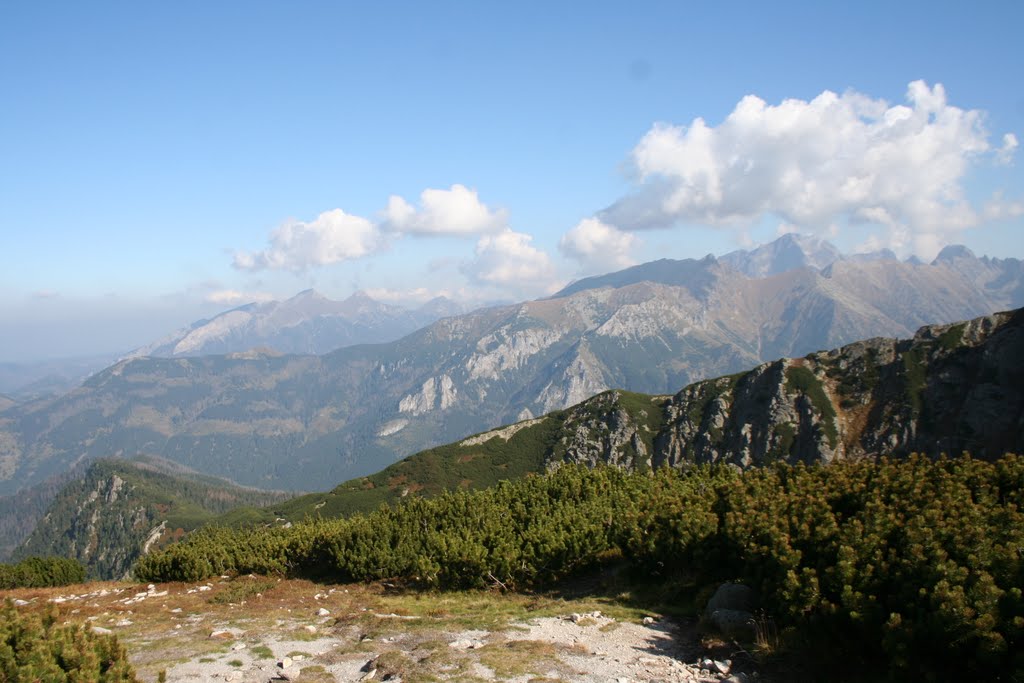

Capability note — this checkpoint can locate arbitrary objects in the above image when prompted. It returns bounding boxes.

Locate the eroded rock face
[556,392,654,471]
[549,309,1024,471]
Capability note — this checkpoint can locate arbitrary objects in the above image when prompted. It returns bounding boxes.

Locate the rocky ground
[3,576,764,682]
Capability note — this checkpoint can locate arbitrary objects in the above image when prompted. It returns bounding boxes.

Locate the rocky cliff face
[551,309,1024,471]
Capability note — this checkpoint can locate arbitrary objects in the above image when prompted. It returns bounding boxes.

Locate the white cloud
[233,209,381,272]
[997,133,1019,165]
[463,229,559,294]
[600,80,1020,259]
[205,289,274,305]
[558,218,639,273]
[383,184,507,236]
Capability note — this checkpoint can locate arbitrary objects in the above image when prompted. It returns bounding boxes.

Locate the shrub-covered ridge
[0,556,85,589]
[136,454,1024,681]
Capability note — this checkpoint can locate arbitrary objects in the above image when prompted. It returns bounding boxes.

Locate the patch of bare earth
[2,578,754,682]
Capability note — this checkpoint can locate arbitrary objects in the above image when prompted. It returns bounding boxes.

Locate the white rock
[278,656,293,669]
[231,642,247,651]
[317,607,330,616]
[304,625,317,633]
[642,616,655,625]
[448,638,484,649]
[91,626,113,635]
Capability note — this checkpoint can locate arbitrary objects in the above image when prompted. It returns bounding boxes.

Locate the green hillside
[14,456,294,579]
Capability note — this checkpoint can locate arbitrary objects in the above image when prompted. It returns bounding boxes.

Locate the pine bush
[0,602,139,682]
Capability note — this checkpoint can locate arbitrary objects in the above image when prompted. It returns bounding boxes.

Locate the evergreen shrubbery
[134,455,1024,681]
[0,602,138,682]
[0,556,86,589]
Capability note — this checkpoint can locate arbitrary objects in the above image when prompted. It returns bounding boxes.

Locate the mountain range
[255,306,1023,524]
[0,235,1020,498]
[16,306,1023,579]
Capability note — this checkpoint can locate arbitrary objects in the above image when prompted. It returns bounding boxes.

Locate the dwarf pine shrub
[0,602,138,682]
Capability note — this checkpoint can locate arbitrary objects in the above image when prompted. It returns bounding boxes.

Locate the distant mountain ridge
[0,235,1021,495]
[0,354,122,402]
[127,289,467,358]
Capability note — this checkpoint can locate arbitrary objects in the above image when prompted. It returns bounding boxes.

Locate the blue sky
[1,1,1022,360]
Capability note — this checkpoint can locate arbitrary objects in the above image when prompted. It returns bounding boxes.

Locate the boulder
[705,583,756,616]
[709,608,756,640]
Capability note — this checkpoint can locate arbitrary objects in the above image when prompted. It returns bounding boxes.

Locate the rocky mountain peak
[720,232,842,277]
[933,244,977,263]
[288,288,328,302]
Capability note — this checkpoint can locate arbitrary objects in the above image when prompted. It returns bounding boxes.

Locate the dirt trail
[3,578,757,683]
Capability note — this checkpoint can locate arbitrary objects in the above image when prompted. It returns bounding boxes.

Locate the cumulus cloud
[600,80,1020,258]
[205,289,274,305]
[233,209,381,272]
[559,218,639,273]
[463,229,559,293]
[383,184,507,236]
